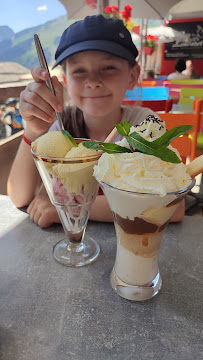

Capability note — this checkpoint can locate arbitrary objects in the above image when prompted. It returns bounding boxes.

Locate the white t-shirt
[167,72,188,80]
[49,105,159,142]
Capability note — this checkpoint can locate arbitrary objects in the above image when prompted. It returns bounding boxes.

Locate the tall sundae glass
[31,139,101,267]
[88,116,197,300]
[97,179,195,301]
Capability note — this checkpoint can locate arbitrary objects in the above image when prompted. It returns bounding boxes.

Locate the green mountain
[0,26,15,42]
[0,16,75,70]
[0,16,163,71]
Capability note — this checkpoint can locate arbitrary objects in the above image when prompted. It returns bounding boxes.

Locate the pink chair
[163,81,203,99]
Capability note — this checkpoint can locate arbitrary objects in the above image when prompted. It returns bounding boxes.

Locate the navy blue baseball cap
[52,14,138,68]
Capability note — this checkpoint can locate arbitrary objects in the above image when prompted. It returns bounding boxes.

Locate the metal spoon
[34,34,64,131]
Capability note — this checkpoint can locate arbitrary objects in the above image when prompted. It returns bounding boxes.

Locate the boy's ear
[62,73,68,88]
[127,64,140,90]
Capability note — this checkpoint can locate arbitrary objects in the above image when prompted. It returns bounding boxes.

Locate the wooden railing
[0,130,23,194]
[0,85,26,102]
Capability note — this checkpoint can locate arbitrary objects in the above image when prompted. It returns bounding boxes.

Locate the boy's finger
[31,67,49,82]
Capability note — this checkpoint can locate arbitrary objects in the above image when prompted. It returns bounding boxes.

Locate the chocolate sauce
[68,231,83,243]
[158,220,169,232]
[113,212,158,235]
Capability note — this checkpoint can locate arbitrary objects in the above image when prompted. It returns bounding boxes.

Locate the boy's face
[63,51,138,118]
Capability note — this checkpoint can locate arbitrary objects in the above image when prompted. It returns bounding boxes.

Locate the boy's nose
[85,73,102,88]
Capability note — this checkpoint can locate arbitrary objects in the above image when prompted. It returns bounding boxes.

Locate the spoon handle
[34,34,64,131]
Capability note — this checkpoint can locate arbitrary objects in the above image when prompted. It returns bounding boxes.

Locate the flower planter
[144,46,154,55]
[132,25,140,35]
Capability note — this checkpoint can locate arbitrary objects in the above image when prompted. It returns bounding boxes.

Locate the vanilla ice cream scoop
[65,142,98,158]
[53,143,98,198]
[32,131,73,157]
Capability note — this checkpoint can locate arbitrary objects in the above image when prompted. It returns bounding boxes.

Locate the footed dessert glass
[97,178,195,301]
[31,140,101,267]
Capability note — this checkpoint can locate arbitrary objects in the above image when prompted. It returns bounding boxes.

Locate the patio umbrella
[61,0,182,20]
[167,0,203,20]
[117,0,182,19]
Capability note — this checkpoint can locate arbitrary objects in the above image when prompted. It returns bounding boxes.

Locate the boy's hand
[19,67,64,141]
[27,193,60,228]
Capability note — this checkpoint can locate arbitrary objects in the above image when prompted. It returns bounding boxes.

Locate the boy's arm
[22,190,185,227]
[7,136,41,207]
[169,199,185,223]
[7,67,64,208]
[89,195,113,222]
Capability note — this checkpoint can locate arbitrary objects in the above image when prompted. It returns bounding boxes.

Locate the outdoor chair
[183,99,203,214]
[141,80,156,87]
[170,79,203,85]
[179,88,203,105]
[157,99,203,214]
[163,81,203,99]
[157,99,203,162]
[122,99,173,112]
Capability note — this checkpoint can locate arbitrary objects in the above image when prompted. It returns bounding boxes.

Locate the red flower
[111,5,119,11]
[145,34,159,41]
[105,6,112,13]
[111,5,119,16]
[121,5,132,21]
[105,5,119,14]
[125,5,132,13]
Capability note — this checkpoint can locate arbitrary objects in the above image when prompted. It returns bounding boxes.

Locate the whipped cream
[94,117,191,196]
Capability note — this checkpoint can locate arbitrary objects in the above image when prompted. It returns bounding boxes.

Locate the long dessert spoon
[34,34,64,132]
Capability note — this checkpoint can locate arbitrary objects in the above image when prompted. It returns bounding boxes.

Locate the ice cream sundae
[32,131,99,212]
[83,115,195,300]
[31,130,101,267]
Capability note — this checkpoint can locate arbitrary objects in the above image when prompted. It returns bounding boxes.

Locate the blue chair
[155,75,168,79]
[125,87,169,101]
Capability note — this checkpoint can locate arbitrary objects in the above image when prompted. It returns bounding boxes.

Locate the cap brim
[52,40,137,69]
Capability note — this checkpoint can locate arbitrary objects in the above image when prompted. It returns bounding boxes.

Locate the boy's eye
[72,68,85,74]
[103,65,116,71]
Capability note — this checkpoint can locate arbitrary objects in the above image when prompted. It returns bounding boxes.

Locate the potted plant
[105,5,139,33]
[144,35,158,55]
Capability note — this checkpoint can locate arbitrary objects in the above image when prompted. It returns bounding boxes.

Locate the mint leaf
[126,132,181,163]
[115,120,130,136]
[83,120,189,163]
[82,141,131,154]
[62,130,78,147]
[153,125,193,147]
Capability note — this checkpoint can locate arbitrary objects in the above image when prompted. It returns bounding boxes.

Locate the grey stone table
[0,195,203,360]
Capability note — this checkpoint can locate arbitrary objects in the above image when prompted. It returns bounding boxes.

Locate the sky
[0,0,67,33]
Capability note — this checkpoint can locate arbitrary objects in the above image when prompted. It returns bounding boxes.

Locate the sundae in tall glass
[85,116,195,300]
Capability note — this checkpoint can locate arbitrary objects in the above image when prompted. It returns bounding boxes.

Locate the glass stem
[56,207,86,247]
